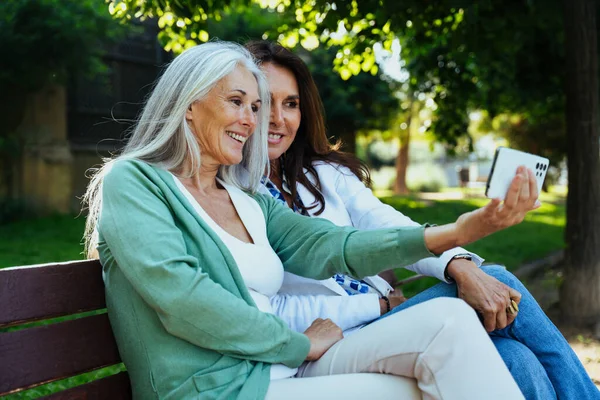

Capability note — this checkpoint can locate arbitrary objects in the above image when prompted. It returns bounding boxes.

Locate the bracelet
[381,296,391,313]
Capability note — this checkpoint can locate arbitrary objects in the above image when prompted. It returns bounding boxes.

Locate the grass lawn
[0,214,86,269]
[0,192,565,398]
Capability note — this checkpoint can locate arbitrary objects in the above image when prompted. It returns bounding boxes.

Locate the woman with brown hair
[246,40,600,400]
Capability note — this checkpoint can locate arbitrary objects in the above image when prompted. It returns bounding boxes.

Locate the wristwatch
[444,253,473,282]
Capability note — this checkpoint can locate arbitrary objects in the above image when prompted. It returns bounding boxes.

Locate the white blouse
[171,174,297,380]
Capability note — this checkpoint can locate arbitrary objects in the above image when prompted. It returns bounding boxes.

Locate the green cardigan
[97,159,434,400]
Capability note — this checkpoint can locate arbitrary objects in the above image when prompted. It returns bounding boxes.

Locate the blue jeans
[379,265,600,400]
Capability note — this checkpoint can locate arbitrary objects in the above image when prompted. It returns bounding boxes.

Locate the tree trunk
[395,96,416,195]
[394,115,411,195]
[559,0,600,329]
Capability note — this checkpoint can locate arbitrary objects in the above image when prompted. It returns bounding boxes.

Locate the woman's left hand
[424,166,540,255]
[454,166,540,246]
[448,259,521,332]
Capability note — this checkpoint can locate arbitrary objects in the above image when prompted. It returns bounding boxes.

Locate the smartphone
[486,147,549,199]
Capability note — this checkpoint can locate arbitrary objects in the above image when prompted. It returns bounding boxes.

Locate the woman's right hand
[303,318,343,361]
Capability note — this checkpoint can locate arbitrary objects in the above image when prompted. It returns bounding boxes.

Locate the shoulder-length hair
[245,40,370,215]
[83,41,270,257]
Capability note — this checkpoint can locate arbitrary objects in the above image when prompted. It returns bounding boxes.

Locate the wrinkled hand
[455,166,540,246]
[448,260,522,332]
[304,318,343,361]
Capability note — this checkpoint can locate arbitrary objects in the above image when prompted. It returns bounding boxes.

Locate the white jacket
[259,162,483,333]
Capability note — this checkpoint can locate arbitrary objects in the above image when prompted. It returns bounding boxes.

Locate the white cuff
[438,249,485,283]
[348,293,382,327]
[363,275,394,297]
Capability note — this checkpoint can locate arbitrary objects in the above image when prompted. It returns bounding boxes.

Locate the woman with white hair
[83,41,535,399]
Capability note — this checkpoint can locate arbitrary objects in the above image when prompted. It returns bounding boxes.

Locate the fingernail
[534,200,541,207]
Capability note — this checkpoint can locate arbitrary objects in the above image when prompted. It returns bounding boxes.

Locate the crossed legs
[294,297,523,400]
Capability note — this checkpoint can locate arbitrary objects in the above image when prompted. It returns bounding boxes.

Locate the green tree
[0,0,125,209]
[305,45,399,151]
[109,0,400,152]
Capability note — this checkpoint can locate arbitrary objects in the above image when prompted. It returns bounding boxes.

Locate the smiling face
[262,62,302,161]
[185,64,261,167]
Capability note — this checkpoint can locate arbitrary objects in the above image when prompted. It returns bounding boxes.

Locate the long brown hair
[245,40,371,215]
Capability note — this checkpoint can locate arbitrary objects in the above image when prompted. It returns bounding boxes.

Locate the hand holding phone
[424,152,543,255]
[486,147,549,199]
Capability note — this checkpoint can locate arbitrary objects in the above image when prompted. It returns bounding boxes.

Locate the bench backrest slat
[0,313,123,395]
[0,260,131,398]
[0,260,106,328]
[43,371,131,400]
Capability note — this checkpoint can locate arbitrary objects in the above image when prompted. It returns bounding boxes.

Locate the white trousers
[266,298,524,400]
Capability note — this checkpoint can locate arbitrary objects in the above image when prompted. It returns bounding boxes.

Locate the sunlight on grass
[527,214,566,226]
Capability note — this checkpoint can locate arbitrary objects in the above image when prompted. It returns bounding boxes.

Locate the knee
[481,265,522,288]
[425,297,479,327]
[421,298,492,347]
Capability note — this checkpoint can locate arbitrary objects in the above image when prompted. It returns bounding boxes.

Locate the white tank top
[171,174,298,380]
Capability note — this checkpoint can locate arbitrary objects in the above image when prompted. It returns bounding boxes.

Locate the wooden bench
[0,260,132,399]
[0,260,424,398]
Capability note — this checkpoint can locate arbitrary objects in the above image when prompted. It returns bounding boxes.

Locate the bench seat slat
[0,260,106,328]
[0,313,122,395]
[42,371,131,400]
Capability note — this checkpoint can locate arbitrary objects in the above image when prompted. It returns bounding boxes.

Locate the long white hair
[83,41,270,258]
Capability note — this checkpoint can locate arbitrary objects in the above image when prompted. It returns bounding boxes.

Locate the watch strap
[444,253,473,282]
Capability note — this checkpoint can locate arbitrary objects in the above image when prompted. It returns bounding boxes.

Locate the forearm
[260,193,435,279]
[402,249,485,282]
[423,219,496,256]
[271,293,380,332]
[343,226,435,278]
[422,222,463,256]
